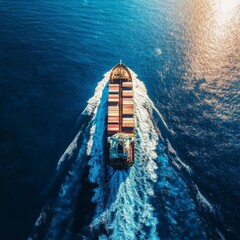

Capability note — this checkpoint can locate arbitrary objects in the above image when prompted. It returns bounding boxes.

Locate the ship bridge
[108,133,134,160]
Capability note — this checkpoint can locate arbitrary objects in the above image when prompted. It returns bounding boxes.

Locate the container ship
[107,62,134,169]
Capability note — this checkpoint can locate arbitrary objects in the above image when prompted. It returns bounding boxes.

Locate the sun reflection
[181,0,240,119]
[183,0,240,82]
[213,0,240,34]
[216,0,239,18]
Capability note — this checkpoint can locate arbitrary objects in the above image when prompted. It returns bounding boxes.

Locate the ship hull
[107,63,135,169]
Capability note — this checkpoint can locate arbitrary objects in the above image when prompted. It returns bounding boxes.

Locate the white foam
[166,139,191,173]
[88,71,160,239]
[155,48,162,56]
[129,70,172,134]
[44,78,109,238]
[216,228,226,240]
[196,186,215,213]
[57,72,109,170]
[46,136,88,240]
[83,72,110,116]
[131,69,205,239]
[87,124,95,156]
[57,130,82,170]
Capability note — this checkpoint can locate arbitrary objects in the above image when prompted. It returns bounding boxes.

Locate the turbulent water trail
[29,70,208,240]
[87,70,206,240]
[29,74,110,240]
[28,125,89,240]
[87,71,159,240]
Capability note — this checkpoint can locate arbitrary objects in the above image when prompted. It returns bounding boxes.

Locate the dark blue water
[0,0,239,239]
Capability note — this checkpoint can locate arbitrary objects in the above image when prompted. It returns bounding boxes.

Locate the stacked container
[108,84,120,135]
[122,82,134,136]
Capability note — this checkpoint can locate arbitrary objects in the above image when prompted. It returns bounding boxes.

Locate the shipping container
[122,90,133,97]
[122,82,133,87]
[122,123,134,127]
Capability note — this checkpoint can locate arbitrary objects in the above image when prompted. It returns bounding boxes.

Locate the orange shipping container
[123,98,133,102]
[122,105,133,108]
[108,99,119,103]
[109,85,119,88]
[122,90,133,95]
[122,123,134,127]
[123,107,134,110]
[123,118,134,122]
[108,112,119,116]
[109,84,120,87]
[122,82,133,87]
[123,102,134,105]
[108,125,119,131]
[108,119,119,123]
[123,101,134,105]
[123,109,134,114]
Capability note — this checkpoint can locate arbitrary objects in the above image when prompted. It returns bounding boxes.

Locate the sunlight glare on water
[184,0,240,81]
[214,0,240,24]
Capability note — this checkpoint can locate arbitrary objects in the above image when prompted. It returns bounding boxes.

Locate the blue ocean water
[0,0,239,239]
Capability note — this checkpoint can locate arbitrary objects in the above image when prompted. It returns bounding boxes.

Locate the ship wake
[29,70,208,240]
[86,70,206,240]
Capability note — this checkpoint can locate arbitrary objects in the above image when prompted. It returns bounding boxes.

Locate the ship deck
[107,64,134,137]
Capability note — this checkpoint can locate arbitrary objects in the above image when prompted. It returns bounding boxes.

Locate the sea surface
[0,0,239,239]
